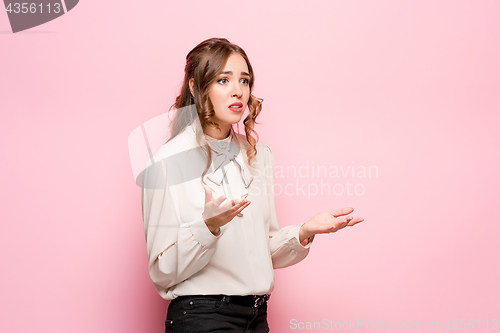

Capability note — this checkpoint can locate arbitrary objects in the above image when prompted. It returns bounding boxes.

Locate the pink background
[1,0,499,332]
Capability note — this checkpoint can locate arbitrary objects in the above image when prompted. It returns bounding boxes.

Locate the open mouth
[229,103,243,112]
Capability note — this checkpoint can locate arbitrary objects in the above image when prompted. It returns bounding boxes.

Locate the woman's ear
[189,78,195,96]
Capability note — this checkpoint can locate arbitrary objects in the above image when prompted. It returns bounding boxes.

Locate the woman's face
[208,52,251,129]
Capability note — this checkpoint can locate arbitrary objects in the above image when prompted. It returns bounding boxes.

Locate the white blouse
[141,119,315,300]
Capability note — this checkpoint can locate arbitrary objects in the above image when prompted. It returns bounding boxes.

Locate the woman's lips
[229,102,243,112]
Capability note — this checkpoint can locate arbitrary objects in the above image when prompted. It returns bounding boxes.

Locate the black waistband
[170,294,270,308]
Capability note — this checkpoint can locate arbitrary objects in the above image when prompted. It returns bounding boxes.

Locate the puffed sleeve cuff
[188,214,223,248]
[290,222,315,249]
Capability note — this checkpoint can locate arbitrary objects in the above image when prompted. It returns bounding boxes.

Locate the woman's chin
[225,114,245,125]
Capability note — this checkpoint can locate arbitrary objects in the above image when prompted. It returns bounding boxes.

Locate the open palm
[305,207,364,235]
[202,184,251,234]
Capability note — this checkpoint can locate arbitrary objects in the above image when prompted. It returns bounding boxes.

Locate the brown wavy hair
[165,38,263,183]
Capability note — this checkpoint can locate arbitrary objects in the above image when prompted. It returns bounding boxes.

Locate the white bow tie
[206,140,253,198]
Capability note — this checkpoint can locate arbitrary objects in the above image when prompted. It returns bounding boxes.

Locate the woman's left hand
[299,207,364,246]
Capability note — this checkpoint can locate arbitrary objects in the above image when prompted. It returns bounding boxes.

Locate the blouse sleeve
[141,154,222,292]
[263,143,315,269]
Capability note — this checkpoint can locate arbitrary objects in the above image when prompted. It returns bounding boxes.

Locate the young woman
[141,37,364,332]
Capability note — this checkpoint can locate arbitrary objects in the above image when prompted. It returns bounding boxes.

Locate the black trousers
[165,295,270,333]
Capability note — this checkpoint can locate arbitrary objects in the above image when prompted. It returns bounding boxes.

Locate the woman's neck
[204,124,231,140]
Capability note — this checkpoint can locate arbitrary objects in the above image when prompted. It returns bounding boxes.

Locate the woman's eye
[217,78,249,85]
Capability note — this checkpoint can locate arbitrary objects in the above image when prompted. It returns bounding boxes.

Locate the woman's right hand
[202,184,251,235]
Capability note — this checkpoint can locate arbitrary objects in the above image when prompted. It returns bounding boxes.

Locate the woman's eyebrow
[220,71,250,77]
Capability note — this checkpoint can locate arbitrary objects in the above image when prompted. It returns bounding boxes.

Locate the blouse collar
[184,120,254,193]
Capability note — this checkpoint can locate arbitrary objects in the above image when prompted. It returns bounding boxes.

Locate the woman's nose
[231,83,243,97]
